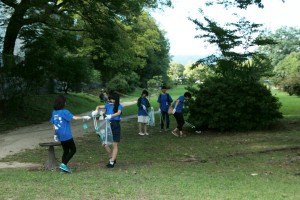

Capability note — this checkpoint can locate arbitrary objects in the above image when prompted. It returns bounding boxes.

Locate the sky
[151,0,300,57]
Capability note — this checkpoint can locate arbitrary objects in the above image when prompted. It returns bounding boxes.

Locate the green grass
[272,89,300,118]
[1,86,300,199]
[1,116,300,199]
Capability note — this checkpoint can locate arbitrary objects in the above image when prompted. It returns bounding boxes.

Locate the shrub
[188,76,283,131]
[282,75,300,96]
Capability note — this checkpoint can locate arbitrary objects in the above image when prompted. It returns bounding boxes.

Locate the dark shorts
[110,120,121,142]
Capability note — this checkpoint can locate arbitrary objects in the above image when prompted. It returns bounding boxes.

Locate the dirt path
[0,101,137,169]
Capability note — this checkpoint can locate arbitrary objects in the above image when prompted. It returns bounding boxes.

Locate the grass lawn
[0,86,300,199]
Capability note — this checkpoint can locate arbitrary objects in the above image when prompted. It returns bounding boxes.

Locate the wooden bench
[39,142,61,170]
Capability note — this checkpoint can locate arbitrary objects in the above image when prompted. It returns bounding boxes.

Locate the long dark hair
[54,95,66,110]
[109,93,120,113]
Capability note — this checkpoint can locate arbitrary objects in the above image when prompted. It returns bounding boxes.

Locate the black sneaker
[106,161,115,168]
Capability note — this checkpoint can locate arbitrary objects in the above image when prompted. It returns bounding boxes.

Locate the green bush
[188,77,283,131]
[282,75,300,96]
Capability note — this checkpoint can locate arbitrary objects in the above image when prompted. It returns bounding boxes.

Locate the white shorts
[138,115,149,123]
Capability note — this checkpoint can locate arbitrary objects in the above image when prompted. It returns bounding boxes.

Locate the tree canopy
[0,0,172,114]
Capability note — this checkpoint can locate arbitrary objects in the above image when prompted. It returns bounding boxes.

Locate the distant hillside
[171,55,203,65]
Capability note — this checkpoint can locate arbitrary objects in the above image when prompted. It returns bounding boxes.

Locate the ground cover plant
[0,87,299,199]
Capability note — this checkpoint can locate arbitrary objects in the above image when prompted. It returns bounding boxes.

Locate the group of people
[137,86,192,138]
[50,87,191,173]
[50,93,122,173]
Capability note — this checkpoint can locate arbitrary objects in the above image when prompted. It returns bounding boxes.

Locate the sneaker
[159,129,163,132]
[180,132,186,137]
[59,163,72,173]
[172,131,179,137]
[138,132,145,136]
[60,169,67,174]
[109,158,117,164]
[144,132,149,135]
[106,160,115,168]
[165,129,169,132]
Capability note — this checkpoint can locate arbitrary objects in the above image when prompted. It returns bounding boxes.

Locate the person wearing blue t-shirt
[157,86,173,132]
[50,95,91,173]
[171,92,192,137]
[137,90,151,136]
[96,93,122,168]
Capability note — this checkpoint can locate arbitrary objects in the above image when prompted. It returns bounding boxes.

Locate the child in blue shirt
[50,95,91,173]
[96,93,122,168]
[171,92,192,137]
[137,90,151,136]
[157,86,173,132]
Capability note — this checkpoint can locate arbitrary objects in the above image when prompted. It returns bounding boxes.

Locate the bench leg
[46,146,58,170]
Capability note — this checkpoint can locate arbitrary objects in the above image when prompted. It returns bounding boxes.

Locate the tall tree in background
[258,27,300,66]
[187,0,282,131]
[257,27,300,95]
[0,0,171,113]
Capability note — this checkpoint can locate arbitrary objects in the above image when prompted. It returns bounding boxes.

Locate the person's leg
[172,113,180,136]
[160,112,165,130]
[144,123,148,135]
[107,121,120,168]
[111,142,118,161]
[102,144,112,158]
[61,141,69,164]
[139,122,142,133]
[165,111,170,130]
[61,139,76,165]
[177,113,185,136]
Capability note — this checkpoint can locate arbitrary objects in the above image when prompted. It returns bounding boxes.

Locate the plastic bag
[147,107,155,126]
[95,119,113,145]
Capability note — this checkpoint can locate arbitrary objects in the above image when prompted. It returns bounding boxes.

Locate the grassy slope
[0,86,300,199]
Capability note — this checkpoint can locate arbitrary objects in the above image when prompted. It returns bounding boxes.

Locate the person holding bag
[137,90,151,136]
[96,93,122,168]
[171,92,192,137]
[50,95,91,173]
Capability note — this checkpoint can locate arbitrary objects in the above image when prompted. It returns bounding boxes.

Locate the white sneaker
[172,131,179,137]
[144,132,149,135]
[138,132,145,136]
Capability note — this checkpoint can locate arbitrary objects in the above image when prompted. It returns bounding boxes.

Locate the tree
[0,0,172,112]
[274,52,300,95]
[168,62,185,83]
[258,27,300,66]
[187,0,282,131]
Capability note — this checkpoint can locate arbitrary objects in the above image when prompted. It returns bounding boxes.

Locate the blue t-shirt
[50,109,74,142]
[138,97,149,116]
[172,96,185,113]
[157,93,173,112]
[105,103,123,121]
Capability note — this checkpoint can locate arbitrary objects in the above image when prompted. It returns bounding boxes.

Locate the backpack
[159,93,171,103]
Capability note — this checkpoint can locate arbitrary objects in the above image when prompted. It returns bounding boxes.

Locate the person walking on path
[171,92,192,137]
[96,93,123,168]
[137,90,151,136]
[157,86,173,132]
[50,95,91,173]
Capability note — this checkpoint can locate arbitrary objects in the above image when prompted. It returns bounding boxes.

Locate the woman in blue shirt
[171,92,192,137]
[96,93,122,168]
[50,95,91,173]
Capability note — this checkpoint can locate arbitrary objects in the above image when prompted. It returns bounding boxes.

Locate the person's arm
[111,109,122,117]
[96,105,105,110]
[174,99,180,109]
[73,115,90,120]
